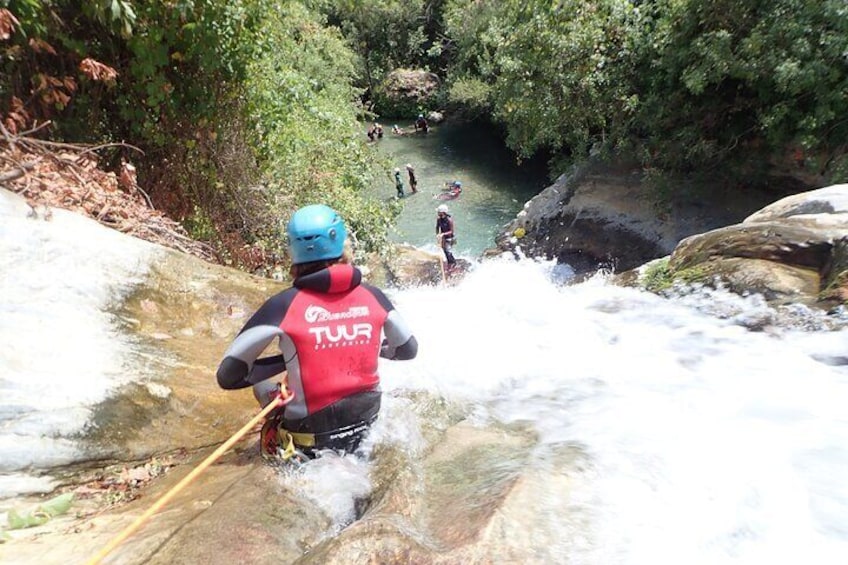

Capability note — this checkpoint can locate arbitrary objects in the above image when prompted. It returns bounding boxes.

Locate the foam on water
[3,185,847,562]
[0,191,157,496]
[292,256,847,563]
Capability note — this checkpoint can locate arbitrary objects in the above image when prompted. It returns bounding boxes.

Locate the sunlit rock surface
[377,68,441,115]
[494,160,793,272]
[667,185,848,306]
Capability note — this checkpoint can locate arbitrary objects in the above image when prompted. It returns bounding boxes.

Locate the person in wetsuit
[442,180,462,199]
[435,204,457,270]
[394,168,405,198]
[406,163,418,194]
[216,204,418,459]
[414,114,429,133]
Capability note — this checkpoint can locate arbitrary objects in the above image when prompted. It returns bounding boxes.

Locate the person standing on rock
[435,204,457,271]
[406,163,418,194]
[216,204,418,460]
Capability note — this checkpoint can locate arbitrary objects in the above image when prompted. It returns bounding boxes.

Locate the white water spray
[294,257,848,563]
[0,191,158,496]
[3,186,847,563]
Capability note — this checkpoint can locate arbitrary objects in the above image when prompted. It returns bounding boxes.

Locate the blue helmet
[286,204,347,264]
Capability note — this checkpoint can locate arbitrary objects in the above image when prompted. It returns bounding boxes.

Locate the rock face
[375,68,441,116]
[492,161,782,273]
[363,244,472,288]
[663,184,848,306]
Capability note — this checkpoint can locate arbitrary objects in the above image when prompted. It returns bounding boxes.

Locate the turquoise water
[366,120,550,256]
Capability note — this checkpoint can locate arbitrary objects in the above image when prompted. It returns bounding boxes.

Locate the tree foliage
[309,0,446,101]
[635,0,848,176]
[242,2,397,258]
[440,0,848,181]
[3,0,846,268]
[1,0,396,269]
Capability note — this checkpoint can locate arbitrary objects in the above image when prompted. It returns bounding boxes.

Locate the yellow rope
[85,389,293,565]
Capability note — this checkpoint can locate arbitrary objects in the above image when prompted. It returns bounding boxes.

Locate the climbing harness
[85,384,294,565]
[261,422,309,466]
[279,431,309,465]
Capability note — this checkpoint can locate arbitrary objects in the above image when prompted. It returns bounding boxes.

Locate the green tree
[636,0,848,176]
[310,0,443,98]
[233,1,397,259]
[1,0,399,269]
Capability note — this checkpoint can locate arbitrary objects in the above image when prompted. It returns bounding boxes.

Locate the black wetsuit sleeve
[386,333,418,360]
[216,289,296,389]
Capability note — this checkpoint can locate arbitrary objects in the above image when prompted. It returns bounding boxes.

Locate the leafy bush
[2,0,399,270]
[241,2,397,261]
[440,0,848,183]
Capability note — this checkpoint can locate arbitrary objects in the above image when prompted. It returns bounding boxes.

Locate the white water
[0,190,158,497]
[3,188,848,563]
[292,258,848,563]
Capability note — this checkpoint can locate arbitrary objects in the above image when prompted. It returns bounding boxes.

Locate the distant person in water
[392,124,404,135]
[436,180,461,200]
[406,163,418,193]
[414,114,429,133]
[366,122,383,141]
[394,168,405,198]
[435,204,457,270]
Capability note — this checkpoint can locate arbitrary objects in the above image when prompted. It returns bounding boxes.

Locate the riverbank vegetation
[1,1,397,269]
[326,0,847,184]
[2,0,845,269]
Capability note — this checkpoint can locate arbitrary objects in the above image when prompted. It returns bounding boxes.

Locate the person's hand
[268,383,293,406]
[380,338,394,360]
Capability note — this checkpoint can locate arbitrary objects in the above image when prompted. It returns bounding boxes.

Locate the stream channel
[366,119,550,256]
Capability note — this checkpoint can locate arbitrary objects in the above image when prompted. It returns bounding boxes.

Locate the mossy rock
[372,68,441,117]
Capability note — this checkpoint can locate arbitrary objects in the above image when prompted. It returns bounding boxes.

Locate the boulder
[492,160,783,273]
[642,185,848,307]
[427,110,444,124]
[363,244,470,288]
[375,68,441,117]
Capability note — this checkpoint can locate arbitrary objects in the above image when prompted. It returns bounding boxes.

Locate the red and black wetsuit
[217,264,417,453]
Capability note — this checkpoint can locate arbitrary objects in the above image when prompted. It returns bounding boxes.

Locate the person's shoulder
[360,283,395,311]
[243,286,299,328]
[262,286,299,309]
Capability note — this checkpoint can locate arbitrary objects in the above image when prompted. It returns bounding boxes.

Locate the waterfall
[0,190,159,496]
[292,259,848,563]
[2,187,847,563]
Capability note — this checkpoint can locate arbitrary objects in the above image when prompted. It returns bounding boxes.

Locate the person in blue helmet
[216,204,418,460]
[436,180,461,200]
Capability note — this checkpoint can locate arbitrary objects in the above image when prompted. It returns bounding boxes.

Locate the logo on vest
[305,304,370,323]
[308,323,373,349]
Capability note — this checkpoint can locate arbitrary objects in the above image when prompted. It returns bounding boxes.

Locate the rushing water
[365,119,550,256]
[2,146,848,562]
[0,191,159,497]
[292,260,848,563]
